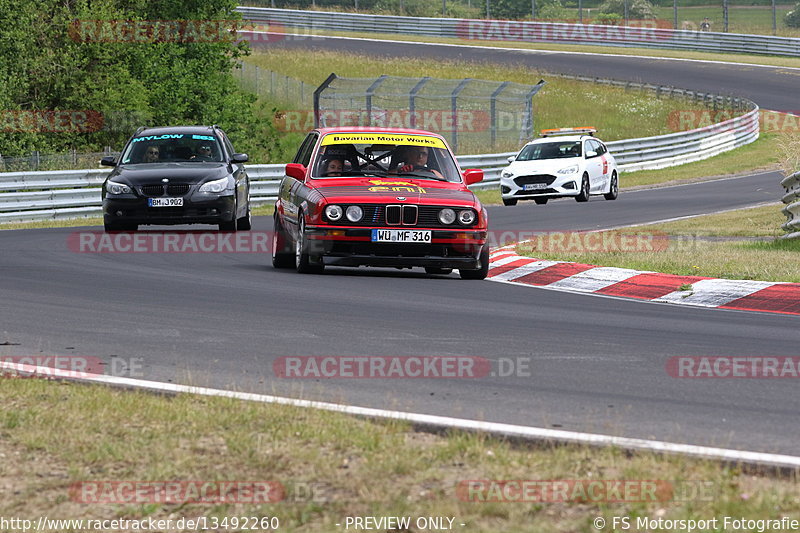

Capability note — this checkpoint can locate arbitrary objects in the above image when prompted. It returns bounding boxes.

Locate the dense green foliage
[598,0,656,19]
[786,3,800,27]
[0,0,297,162]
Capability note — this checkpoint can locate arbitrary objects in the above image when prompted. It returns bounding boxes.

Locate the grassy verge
[247,49,718,153]
[263,26,800,69]
[516,204,800,282]
[1,378,798,531]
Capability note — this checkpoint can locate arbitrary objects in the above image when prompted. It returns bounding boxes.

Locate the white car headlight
[199,177,229,193]
[501,170,514,178]
[438,208,456,225]
[458,210,476,225]
[325,204,343,221]
[557,165,579,175]
[105,181,131,195]
[345,205,363,222]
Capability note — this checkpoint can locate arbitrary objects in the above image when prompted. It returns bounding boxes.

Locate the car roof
[315,127,446,138]
[527,134,597,144]
[133,125,221,137]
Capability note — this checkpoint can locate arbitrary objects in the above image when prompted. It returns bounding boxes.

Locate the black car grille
[515,189,557,195]
[167,184,190,196]
[141,184,165,197]
[514,174,556,187]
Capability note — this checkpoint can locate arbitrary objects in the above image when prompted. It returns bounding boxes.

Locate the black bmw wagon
[101,125,250,232]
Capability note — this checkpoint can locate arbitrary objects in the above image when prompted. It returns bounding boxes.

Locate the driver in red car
[393,146,445,180]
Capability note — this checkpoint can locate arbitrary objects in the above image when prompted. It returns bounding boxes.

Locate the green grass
[1,379,798,531]
[247,49,718,154]
[516,204,800,282]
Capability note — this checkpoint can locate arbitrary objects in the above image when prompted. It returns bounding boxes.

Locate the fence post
[314,73,338,128]
[409,77,431,129]
[522,80,547,143]
[365,75,388,127]
[490,81,510,149]
[450,79,472,154]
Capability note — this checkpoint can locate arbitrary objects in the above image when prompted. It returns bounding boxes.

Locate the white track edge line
[3,360,799,469]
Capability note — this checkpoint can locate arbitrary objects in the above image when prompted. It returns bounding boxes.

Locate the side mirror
[100,156,117,167]
[463,169,484,186]
[507,156,515,163]
[285,163,307,181]
[231,153,249,163]
[585,150,597,158]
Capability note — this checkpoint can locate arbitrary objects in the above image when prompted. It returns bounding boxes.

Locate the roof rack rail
[541,127,596,137]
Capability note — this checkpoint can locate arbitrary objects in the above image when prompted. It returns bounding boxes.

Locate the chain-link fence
[313,74,546,153]
[235,61,315,107]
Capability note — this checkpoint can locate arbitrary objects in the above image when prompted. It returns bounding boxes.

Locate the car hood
[108,162,231,184]
[311,176,477,207]
[504,159,582,175]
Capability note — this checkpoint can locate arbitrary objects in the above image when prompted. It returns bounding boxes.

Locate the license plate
[371,229,432,243]
[523,183,547,191]
[148,197,184,207]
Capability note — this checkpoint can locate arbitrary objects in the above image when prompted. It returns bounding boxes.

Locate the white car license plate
[148,197,184,207]
[523,183,547,191]
[371,229,431,243]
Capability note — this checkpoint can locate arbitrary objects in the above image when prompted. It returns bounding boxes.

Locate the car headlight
[458,210,476,225]
[557,165,579,175]
[105,181,131,195]
[345,205,363,222]
[325,204,343,222]
[199,177,229,194]
[438,208,456,225]
[501,170,514,178]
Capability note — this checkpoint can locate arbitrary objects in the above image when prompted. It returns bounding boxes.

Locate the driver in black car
[394,146,445,180]
[191,144,214,161]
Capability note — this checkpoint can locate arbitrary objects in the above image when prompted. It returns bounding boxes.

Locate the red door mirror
[285,163,307,180]
[463,169,484,185]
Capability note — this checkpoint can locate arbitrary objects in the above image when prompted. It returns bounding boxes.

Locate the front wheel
[425,267,453,275]
[604,172,619,201]
[237,203,252,230]
[104,222,137,232]
[220,198,238,232]
[460,246,490,280]
[534,198,548,205]
[502,198,517,206]
[575,174,590,203]
[295,216,324,274]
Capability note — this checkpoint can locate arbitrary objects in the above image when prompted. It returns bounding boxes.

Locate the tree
[597,0,656,20]
[786,4,800,28]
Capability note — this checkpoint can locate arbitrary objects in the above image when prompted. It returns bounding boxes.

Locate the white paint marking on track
[547,266,644,292]
[491,259,560,281]
[656,278,777,307]
[3,359,800,469]
[489,254,531,268]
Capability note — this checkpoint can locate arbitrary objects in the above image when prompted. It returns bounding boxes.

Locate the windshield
[312,133,461,182]
[120,133,224,164]
[517,141,582,161]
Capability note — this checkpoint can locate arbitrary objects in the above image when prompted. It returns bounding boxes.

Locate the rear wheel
[460,246,490,280]
[425,267,453,275]
[271,212,294,268]
[575,174,590,203]
[604,172,618,201]
[534,198,548,205]
[295,216,324,274]
[502,198,517,206]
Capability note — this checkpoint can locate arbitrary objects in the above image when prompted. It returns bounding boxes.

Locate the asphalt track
[2,39,798,456]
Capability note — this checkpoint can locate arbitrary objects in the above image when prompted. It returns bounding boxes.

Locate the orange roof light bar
[540,127,597,137]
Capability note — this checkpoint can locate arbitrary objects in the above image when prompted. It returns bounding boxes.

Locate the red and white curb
[488,247,800,316]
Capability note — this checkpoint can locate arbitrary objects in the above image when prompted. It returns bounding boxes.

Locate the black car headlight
[199,177,229,194]
[105,181,131,195]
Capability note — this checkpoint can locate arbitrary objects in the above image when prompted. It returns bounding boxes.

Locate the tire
[604,172,618,201]
[271,212,294,268]
[502,198,517,206]
[425,267,453,275]
[237,203,252,230]
[295,215,324,274]
[534,198,548,205]
[459,245,490,280]
[219,198,238,231]
[575,174,590,203]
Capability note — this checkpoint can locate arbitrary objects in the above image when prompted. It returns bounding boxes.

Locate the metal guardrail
[236,7,800,58]
[780,171,800,239]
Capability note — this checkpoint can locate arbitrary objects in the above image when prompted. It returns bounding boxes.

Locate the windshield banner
[321,133,447,149]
